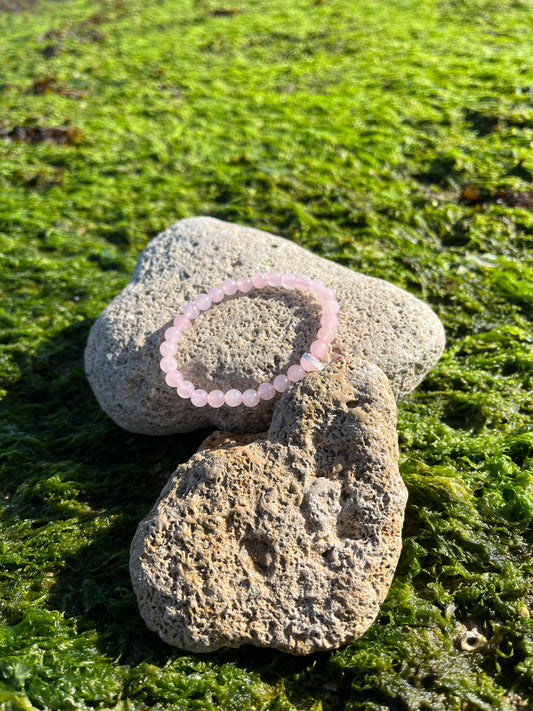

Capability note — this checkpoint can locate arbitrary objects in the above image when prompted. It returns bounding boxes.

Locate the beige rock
[129,358,408,655]
[196,430,267,453]
[85,216,445,435]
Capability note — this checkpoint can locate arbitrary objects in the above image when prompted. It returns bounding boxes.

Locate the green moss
[0,0,532,708]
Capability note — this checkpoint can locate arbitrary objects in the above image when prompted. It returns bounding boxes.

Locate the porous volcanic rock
[85,216,445,434]
[129,358,408,655]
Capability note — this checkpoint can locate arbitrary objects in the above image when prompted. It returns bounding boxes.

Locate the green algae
[0,0,532,708]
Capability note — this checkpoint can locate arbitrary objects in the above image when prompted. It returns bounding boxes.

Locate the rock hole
[243,530,277,576]
[346,400,358,408]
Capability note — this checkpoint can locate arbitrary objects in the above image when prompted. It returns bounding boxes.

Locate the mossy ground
[0,0,532,708]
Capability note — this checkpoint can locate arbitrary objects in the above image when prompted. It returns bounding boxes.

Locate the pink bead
[242,389,259,407]
[251,272,268,288]
[207,390,225,408]
[267,270,282,287]
[295,274,312,290]
[165,370,183,387]
[258,382,276,400]
[236,276,253,293]
[287,364,305,382]
[300,355,316,372]
[222,278,237,295]
[322,300,339,315]
[310,340,328,359]
[177,380,194,398]
[310,278,326,294]
[159,341,177,357]
[273,374,290,392]
[208,286,224,303]
[191,389,208,407]
[160,356,177,373]
[318,287,336,302]
[164,326,182,343]
[281,273,296,289]
[183,302,200,320]
[174,315,191,331]
[321,313,338,330]
[317,326,335,343]
[225,388,243,407]
[195,293,211,311]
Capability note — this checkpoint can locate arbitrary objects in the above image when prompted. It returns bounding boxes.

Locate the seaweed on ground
[0,0,532,709]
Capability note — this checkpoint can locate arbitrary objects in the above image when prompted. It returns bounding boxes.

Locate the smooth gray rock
[129,358,408,655]
[85,216,444,434]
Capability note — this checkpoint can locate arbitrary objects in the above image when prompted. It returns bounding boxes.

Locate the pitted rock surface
[85,216,445,434]
[129,358,408,655]
[197,430,267,452]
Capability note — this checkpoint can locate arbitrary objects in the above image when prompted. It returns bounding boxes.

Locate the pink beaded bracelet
[159,271,339,408]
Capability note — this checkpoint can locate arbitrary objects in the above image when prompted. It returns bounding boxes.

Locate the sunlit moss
[0,0,532,708]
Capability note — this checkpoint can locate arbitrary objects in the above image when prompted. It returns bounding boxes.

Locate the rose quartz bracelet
[159,272,339,408]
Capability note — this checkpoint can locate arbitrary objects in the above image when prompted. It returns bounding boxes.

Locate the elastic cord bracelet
[159,271,339,407]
